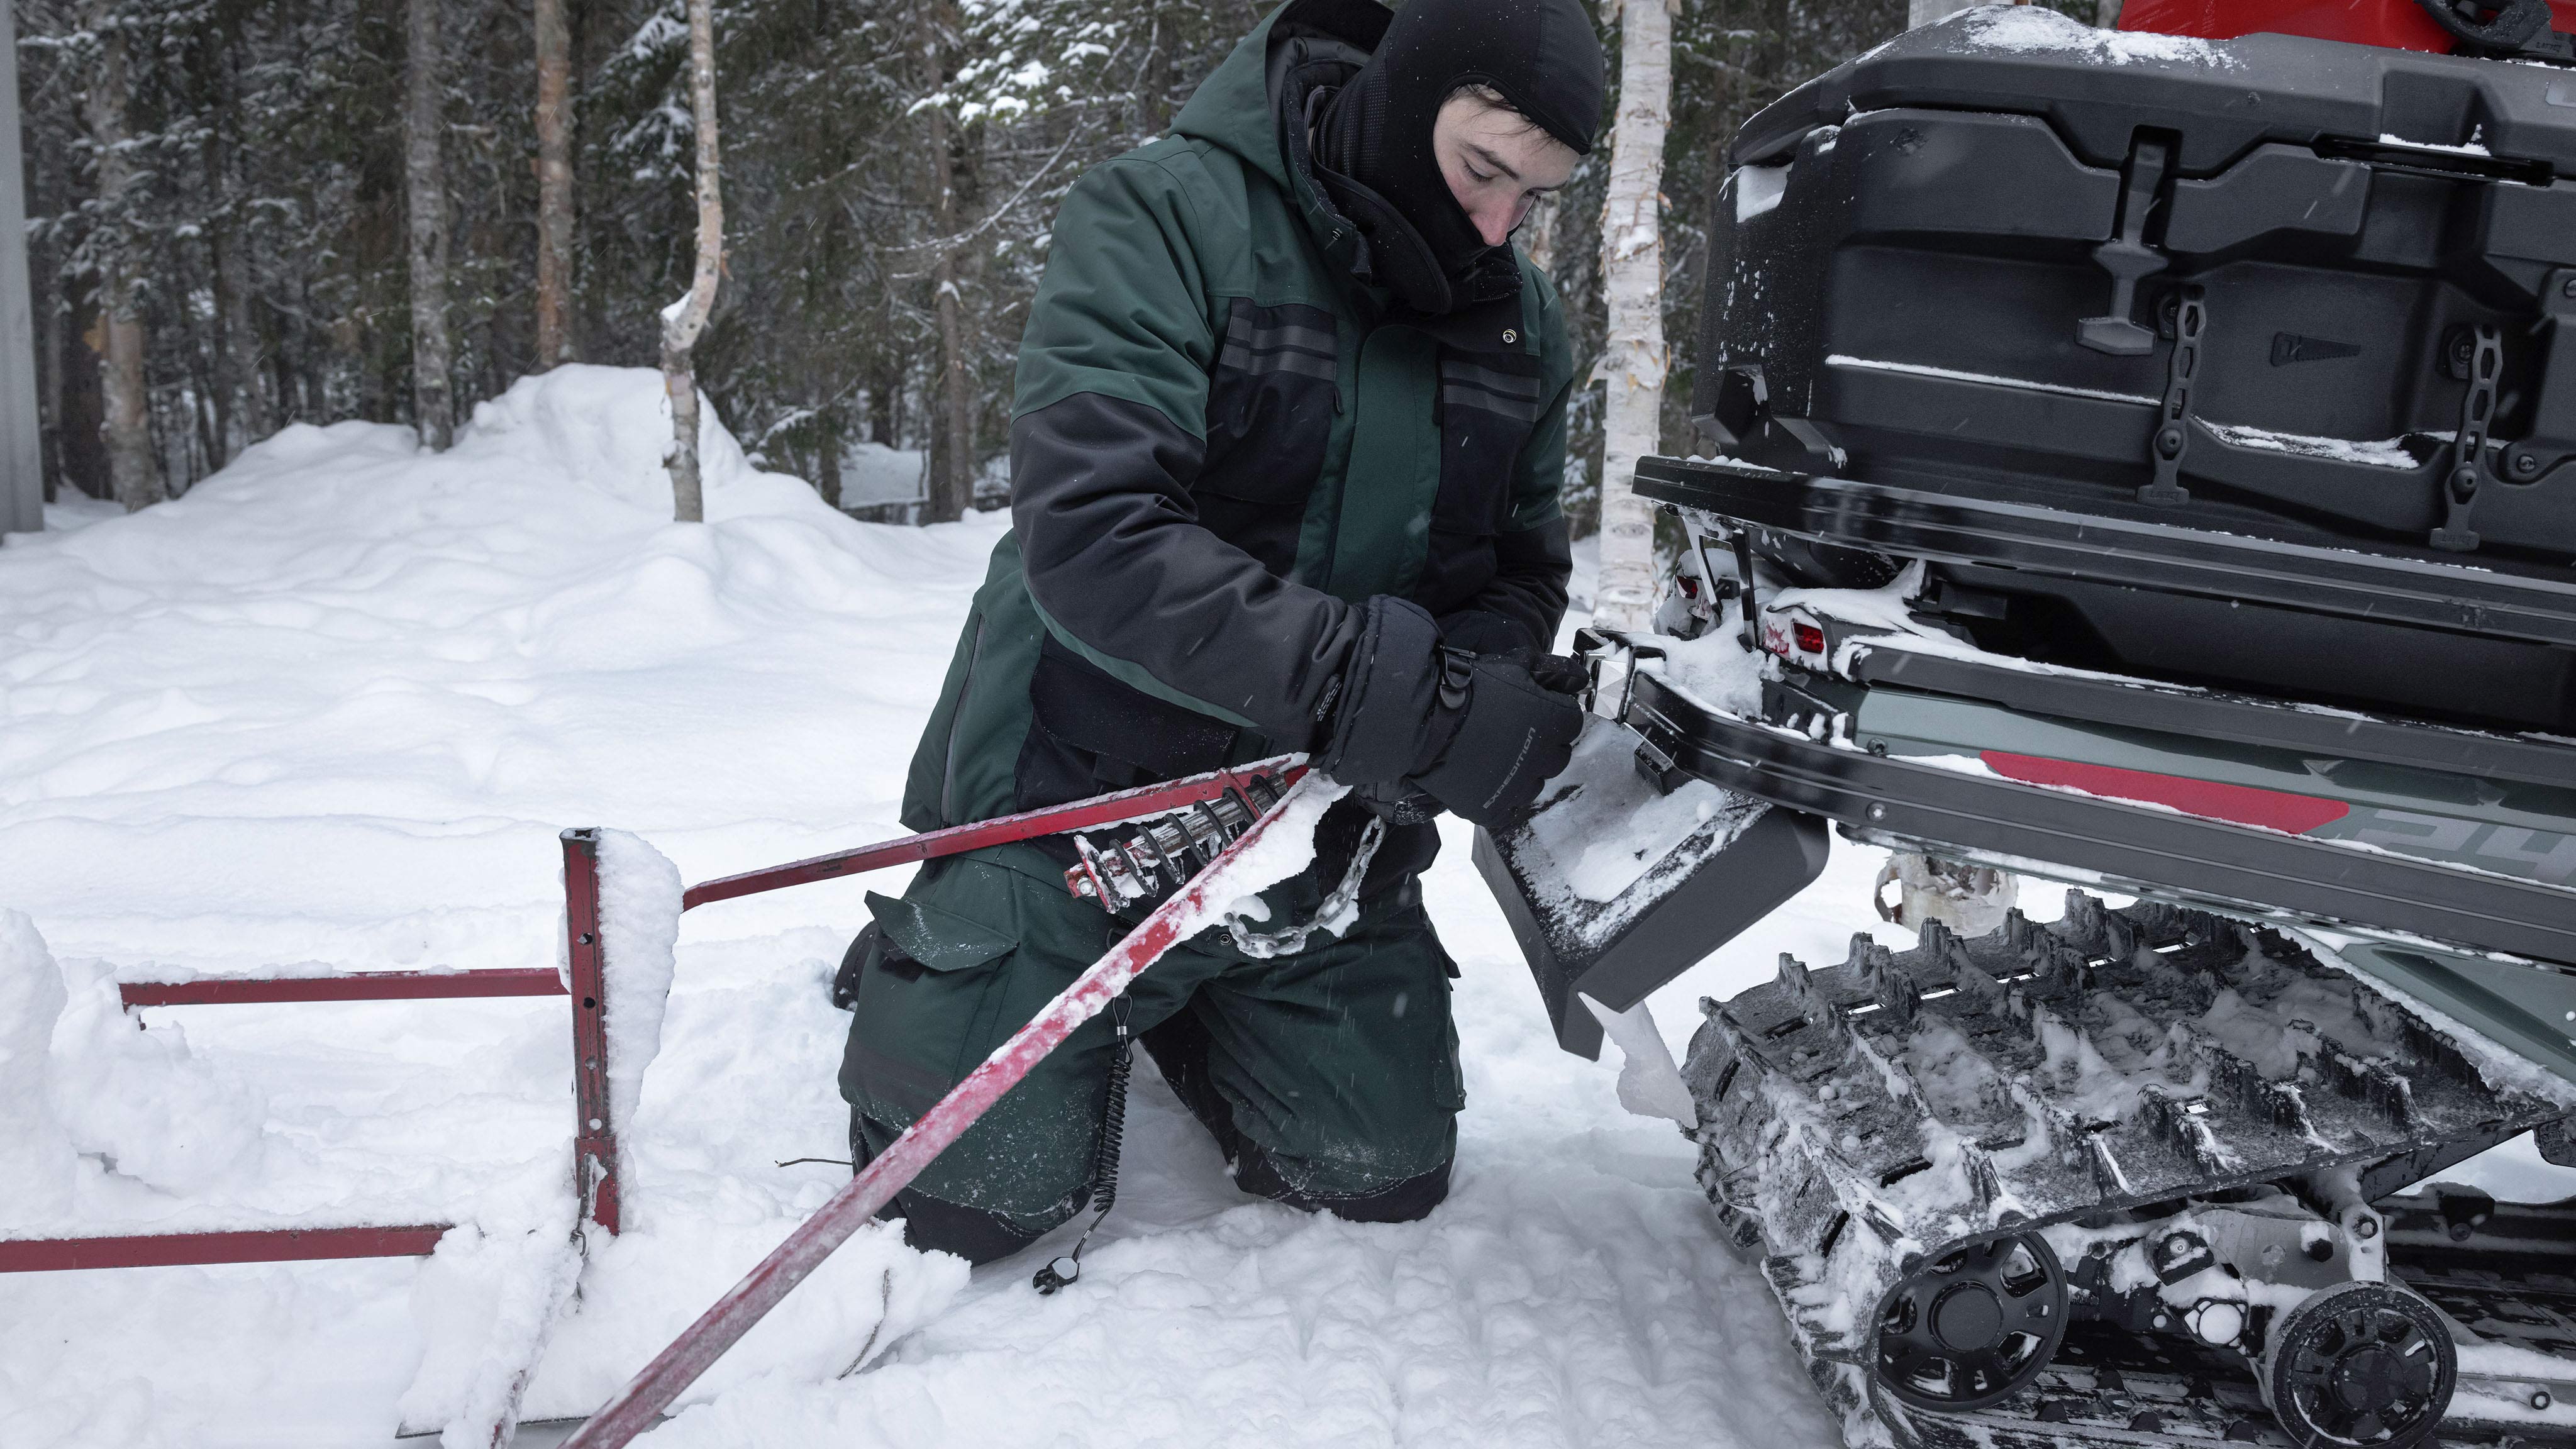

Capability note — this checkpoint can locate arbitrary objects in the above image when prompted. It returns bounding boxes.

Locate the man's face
[1431,93,1580,248]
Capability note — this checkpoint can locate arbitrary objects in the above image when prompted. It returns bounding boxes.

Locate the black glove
[1317,597,1583,828]
[1411,650,1585,828]
[1433,608,1536,658]
[1316,596,1448,787]
[1523,650,1590,697]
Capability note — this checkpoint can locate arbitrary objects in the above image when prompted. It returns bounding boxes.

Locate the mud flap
[1473,718,1830,1059]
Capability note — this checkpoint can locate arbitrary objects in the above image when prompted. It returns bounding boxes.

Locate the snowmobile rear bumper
[1619,669,2576,969]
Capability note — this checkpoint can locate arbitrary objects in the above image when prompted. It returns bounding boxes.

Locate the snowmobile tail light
[1794,622,1826,655]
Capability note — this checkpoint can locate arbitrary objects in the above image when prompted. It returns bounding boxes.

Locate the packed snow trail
[0,365,2064,1446]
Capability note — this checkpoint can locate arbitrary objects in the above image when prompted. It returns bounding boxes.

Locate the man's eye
[1465,165,1494,184]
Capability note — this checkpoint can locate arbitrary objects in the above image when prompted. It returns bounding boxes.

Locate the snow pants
[836,844,1463,1264]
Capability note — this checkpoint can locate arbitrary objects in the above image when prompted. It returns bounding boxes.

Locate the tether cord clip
[1033,993,1135,1294]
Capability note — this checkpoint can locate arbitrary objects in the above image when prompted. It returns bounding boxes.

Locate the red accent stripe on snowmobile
[2120,0,2576,49]
[677,755,1306,911]
[2120,0,2459,50]
[1979,752,2351,835]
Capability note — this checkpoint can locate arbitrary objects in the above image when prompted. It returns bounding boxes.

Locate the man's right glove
[1317,597,1584,830]
[1411,649,1584,828]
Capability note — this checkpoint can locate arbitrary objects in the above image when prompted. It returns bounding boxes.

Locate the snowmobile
[1474,3,2576,1445]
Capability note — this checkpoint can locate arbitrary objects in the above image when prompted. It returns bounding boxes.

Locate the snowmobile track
[1684,891,2572,1448]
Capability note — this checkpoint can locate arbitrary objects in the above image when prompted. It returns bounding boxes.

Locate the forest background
[11,0,2111,533]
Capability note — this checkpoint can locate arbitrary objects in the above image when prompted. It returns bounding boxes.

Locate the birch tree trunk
[918,0,974,525]
[533,0,576,369]
[1520,191,1558,279]
[661,0,725,524]
[1592,0,1670,631]
[82,1,161,511]
[404,0,455,449]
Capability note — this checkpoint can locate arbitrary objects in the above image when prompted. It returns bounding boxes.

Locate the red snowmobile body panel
[2120,0,2576,52]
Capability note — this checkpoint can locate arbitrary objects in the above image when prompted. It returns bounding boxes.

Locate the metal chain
[1222,814,1386,958]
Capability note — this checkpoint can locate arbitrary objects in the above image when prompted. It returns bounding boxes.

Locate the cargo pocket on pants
[839,888,1019,1122]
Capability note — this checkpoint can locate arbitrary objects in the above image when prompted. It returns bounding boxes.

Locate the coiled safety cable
[1033,992,1135,1294]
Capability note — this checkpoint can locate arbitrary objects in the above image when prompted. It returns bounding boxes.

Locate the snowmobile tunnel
[1623,669,2576,967]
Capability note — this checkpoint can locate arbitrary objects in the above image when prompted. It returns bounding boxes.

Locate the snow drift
[0,365,1896,1448]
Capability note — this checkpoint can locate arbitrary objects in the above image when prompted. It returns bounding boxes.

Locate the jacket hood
[1175,0,1529,315]
[1172,0,1389,199]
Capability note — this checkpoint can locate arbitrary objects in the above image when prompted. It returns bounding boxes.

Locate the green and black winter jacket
[901,0,1577,888]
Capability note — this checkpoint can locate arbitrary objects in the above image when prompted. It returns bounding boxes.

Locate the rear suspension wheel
[2260,1280,2456,1449]
[1873,1231,2070,1411]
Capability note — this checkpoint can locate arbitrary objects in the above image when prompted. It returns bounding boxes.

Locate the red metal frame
[3,831,619,1275]
[119,969,565,1008]
[558,767,1318,1449]
[0,1225,450,1273]
[679,759,1303,910]
[5,757,1305,1276]
[563,828,621,1235]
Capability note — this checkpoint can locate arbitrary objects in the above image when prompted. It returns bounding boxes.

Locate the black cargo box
[1693,6,2576,564]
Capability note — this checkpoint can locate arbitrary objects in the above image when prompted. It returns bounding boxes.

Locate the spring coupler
[1065,772,1289,909]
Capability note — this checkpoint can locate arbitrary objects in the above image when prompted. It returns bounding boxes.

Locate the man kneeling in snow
[838,0,1602,1263]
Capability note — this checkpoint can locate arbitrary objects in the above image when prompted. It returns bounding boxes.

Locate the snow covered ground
[8,369,2558,1448]
[837,441,924,509]
[0,368,1868,1448]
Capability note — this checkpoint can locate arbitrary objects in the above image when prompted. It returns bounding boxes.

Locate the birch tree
[404,0,455,448]
[662,0,725,525]
[80,0,160,510]
[533,0,576,369]
[1592,0,1671,631]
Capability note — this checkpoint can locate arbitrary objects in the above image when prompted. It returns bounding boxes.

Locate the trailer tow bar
[556,765,1331,1449]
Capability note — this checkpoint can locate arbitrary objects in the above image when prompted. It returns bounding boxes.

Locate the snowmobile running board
[1846,647,2576,796]
[1621,668,2576,970]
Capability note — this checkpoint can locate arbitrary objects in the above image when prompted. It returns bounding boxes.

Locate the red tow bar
[557,765,1321,1449]
[679,757,1306,911]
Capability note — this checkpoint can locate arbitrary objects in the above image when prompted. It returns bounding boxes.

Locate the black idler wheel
[2260,1281,2456,1449]
[1873,1232,2070,1412]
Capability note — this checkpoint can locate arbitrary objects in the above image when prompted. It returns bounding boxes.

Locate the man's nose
[1478,206,1514,247]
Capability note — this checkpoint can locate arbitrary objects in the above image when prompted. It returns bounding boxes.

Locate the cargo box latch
[2079,133,2174,359]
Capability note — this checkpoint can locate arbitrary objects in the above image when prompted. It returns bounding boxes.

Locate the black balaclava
[1312,0,1605,314]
